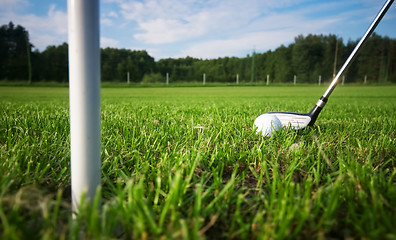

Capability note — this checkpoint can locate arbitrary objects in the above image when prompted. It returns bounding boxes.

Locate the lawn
[0,85,395,239]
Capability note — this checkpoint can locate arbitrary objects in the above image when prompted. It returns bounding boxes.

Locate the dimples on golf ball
[254,114,282,137]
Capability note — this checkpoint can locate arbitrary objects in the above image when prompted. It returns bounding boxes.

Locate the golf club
[254,0,394,131]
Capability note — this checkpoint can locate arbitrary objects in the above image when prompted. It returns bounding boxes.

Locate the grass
[0,85,395,239]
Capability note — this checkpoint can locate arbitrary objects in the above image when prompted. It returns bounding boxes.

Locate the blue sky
[1,0,395,60]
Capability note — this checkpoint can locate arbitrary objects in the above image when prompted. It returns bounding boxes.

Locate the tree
[292,34,326,83]
[101,48,155,82]
[271,45,293,83]
[0,22,32,81]
[39,43,68,82]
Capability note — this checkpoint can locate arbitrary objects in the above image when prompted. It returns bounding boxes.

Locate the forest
[1,21,396,84]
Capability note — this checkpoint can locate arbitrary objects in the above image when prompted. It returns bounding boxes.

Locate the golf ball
[253,114,282,137]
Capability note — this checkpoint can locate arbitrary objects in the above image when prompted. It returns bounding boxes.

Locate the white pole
[342,75,345,85]
[68,0,101,214]
[266,74,269,86]
[319,75,321,85]
[364,75,367,84]
[127,72,130,84]
[166,72,169,85]
[236,73,239,84]
[203,73,206,85]
[294,75,296,85]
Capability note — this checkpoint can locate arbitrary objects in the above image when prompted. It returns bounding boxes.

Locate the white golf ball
[253,114,282,137]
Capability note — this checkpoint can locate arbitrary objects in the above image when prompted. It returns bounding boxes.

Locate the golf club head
[258,112,311,130]
[255,103,323,130]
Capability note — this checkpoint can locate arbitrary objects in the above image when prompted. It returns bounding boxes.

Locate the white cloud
[102,0,123,3]
[101,18,114,27]
[101,9,120,26]
[118,0,267,44]
[107,11,118,18]
[46,4,68,35]
[0,0,29,11]
[101,37,119,48]
[134,18,206,44]
[119,0,201,21]
[113,0,343,49]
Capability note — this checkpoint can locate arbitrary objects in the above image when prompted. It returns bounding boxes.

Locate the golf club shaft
[322,0,394,100]
[308,0,393,125]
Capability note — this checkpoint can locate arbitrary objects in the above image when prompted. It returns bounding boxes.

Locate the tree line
[1,21,396,84]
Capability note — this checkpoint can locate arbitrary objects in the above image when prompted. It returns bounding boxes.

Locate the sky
[0,0,395,60]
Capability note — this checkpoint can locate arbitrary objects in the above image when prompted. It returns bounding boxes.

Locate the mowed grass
[0,85,395,239]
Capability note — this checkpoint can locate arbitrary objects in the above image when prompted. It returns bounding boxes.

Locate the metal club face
[261,112,312,130]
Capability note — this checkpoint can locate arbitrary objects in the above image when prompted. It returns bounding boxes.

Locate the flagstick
[68,0,101,214]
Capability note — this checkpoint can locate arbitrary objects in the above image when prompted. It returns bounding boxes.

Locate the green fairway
[0,85,395,239]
